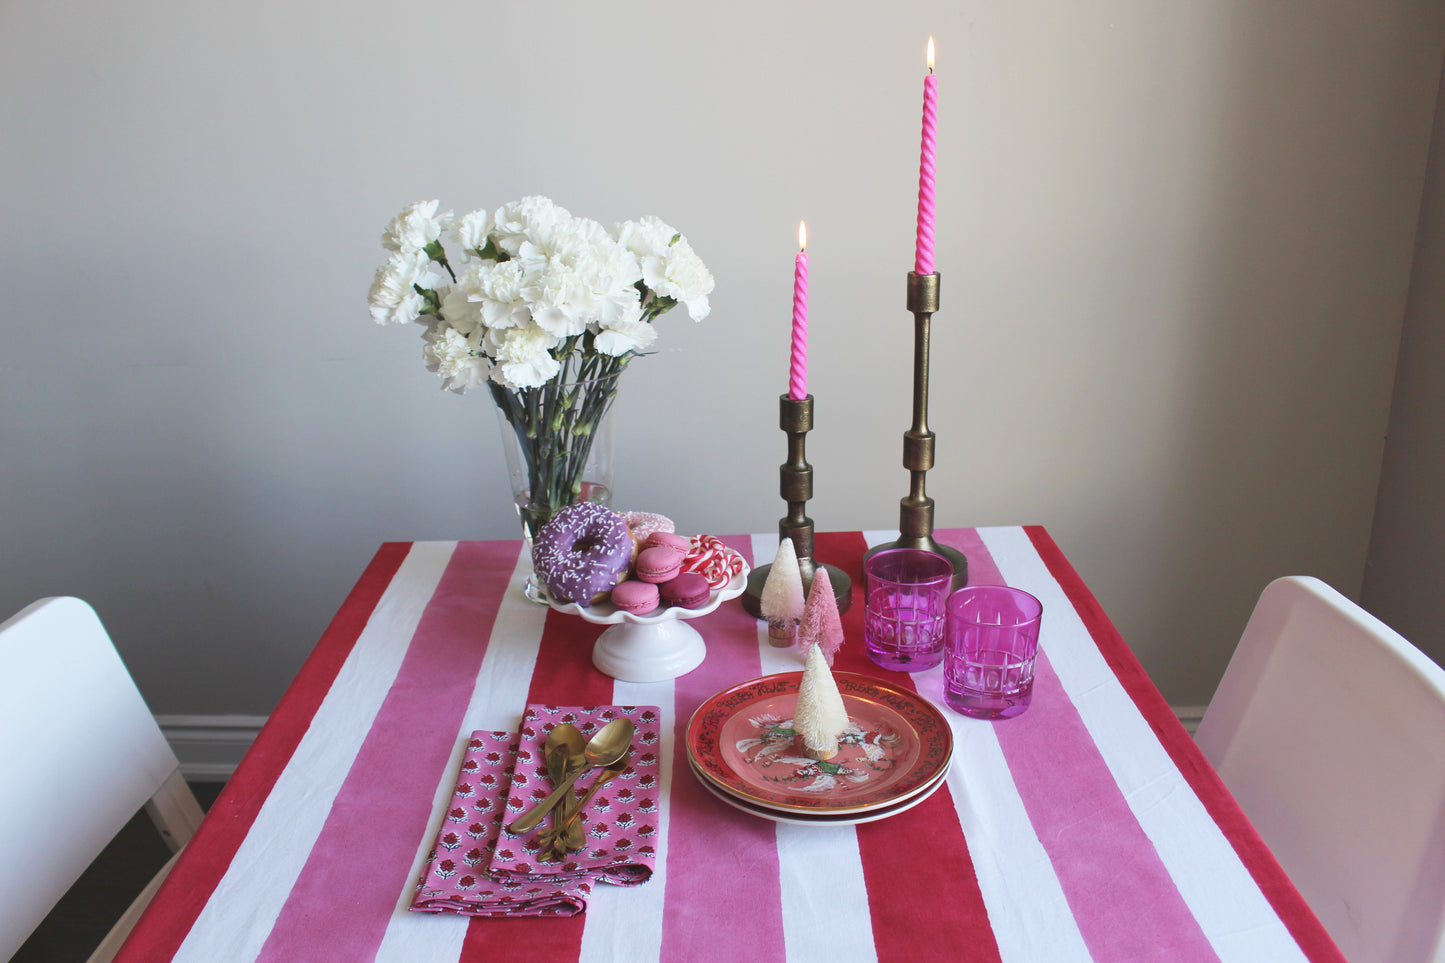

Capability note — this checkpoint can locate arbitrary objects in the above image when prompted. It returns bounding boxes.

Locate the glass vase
[490,371,621,601]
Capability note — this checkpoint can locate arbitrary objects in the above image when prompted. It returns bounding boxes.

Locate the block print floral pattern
[410,704,662,918]
[411,731,591,917]
[488,704,661,886]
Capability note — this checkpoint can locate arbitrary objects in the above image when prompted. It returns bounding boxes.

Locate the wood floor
[13,782,225,963]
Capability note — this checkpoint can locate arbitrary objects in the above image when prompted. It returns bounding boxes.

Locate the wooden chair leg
[142,769,205,854]
[84,849,182,963]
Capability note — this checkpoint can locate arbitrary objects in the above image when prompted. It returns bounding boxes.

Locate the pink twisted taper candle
[789,221,809,400]
[914,38,938,276]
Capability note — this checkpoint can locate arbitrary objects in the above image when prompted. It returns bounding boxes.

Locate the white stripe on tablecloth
[174,542,457,963]
[754,534,879,960]
[977,526,1308,963]
[912,671,1091,962]
[577,677,677,963]
[776,823,877,962]
[373,543,543,963]
[863,530,1090,962]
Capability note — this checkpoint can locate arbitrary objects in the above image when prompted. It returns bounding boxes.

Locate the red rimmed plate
[691,758,950,825]
[686,671,953,815]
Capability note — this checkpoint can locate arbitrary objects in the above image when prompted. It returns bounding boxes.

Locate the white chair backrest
[1196,576,1445,963]
[0,597,186,959]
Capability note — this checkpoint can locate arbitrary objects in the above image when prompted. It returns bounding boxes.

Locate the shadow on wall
[967,3,1425,702]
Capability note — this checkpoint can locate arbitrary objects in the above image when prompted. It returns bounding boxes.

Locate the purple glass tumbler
[944,586,1043,719]
[863,548,954,671]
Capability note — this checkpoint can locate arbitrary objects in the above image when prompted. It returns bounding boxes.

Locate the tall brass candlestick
[742,394,853,618]
[867,272,968,588]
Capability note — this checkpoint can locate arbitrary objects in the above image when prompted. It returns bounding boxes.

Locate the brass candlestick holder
[866,271,968,588]
[742,394,853,618]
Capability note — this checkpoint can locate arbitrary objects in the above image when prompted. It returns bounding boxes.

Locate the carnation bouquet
[368,196,713,542]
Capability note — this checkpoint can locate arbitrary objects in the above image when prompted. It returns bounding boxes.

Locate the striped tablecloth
[116,527,1346,963]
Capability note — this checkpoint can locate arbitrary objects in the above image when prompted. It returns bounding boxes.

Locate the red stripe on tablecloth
[458,607,614,962]
[256,541,518,963]
[818,530,1003,963]
[114,541,413,963]
[662,534,790,963]
[939,528,1219,962]
[1023,526,1349,963]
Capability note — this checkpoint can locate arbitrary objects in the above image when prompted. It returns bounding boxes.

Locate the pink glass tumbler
[944,586,1043,719]
[864,548,954,671]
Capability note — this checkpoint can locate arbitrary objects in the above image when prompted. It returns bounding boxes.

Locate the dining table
[113,526,1347,963]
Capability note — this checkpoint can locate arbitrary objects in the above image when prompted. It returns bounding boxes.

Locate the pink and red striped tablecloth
[116,527,1346,963]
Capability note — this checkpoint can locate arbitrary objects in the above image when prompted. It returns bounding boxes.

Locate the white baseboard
[156,714,267,782]
[155,705,1212,782]
[1174,705,1207,735]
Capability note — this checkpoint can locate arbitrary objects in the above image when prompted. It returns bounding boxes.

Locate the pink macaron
[646,531,692,558]
[636,545,684,584]
[611,579,660,615]
[660,571,711,609]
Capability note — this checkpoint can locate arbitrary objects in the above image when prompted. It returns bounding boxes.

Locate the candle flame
[927,36,935,72]
[799,220,807,251]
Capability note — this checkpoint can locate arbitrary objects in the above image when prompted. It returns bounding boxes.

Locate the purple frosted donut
[532,503,634,604]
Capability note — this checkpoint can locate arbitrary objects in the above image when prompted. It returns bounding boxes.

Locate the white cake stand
[547,565,750,683]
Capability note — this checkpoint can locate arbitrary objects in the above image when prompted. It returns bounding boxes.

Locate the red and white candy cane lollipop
[681,534,745,590]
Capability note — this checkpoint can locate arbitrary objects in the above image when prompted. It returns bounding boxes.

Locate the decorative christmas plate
[690,757,950,826]
[686,671,952,815]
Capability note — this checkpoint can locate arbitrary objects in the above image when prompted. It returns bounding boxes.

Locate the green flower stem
[490,352,625,540]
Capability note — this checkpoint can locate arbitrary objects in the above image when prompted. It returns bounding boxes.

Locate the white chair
[0,597,205,962]
[1195,575,1445,963]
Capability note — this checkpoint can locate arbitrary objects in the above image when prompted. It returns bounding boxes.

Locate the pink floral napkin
[488,704,662,886]
[410,731,591,917]
[410,704,661,918]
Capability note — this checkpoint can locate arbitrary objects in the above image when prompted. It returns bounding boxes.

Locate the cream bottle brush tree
[760,538,805,647]
[795,642,849,761]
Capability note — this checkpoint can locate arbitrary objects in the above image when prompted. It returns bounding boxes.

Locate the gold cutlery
[558,746,631,854]
[506,718,633,835]
[544,724,584,837]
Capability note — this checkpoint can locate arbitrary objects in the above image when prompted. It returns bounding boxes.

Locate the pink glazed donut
[532,503,634,604]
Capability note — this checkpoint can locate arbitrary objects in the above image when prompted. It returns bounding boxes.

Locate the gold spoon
[537,724,586,861]
[506,718,634,835]
[559,746,631,853]
[545,725,585,828]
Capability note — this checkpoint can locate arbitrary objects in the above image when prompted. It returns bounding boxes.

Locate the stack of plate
[685,671,954,826]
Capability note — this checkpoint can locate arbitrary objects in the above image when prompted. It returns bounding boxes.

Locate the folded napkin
[410,704,661,918]
[411,731,592,917]
[488,704,662,886]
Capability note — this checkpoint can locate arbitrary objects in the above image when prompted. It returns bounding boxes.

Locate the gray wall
[3,1,1442,715]
[1365,63,1445,667]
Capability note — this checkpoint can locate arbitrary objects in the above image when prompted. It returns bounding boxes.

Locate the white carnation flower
[368,250,445,325]
[541,218,643,329]
[641,236,714,321]
[439,262,488,334]
[595,318,657,356]
[592,280,643,328]
[492,196,571,257]
[524,260,594,339]
[446,209,490,260]
[473,260,531,330]
[616,216,678,260]
[370,195,712,391]
[422,320,490,393]
[488,322,562,389]
[381,200,452,255]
